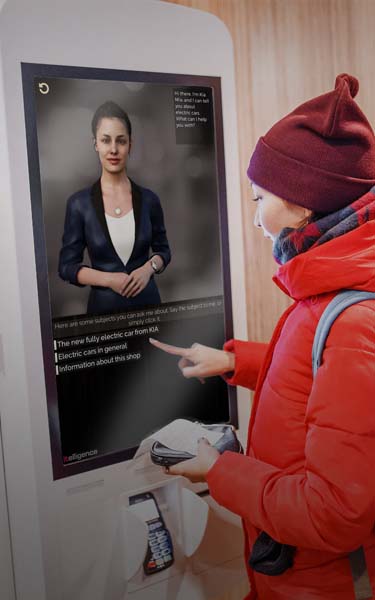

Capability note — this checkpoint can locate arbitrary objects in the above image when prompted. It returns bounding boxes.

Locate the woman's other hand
[163,438,220,483]
[149,338,235,381]
[122,263,153,297]
[107,272,133,295]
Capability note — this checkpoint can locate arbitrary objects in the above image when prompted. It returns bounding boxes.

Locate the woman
[150,74,375,599]
[59,101,171,315]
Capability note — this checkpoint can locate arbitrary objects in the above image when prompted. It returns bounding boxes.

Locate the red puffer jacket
[207,221,375,600]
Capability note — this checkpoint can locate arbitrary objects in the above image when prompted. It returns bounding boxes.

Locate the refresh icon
[38,82,50,95]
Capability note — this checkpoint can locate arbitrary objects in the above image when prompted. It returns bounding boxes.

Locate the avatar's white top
[105,209,135,266]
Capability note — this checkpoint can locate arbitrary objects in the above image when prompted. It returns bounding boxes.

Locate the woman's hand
[122,263,153,298]
[106,272,133,295]
[149,338,235,381]
[164,438,220,483]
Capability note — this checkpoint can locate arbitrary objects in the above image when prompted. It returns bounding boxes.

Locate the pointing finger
[149,338,189,357]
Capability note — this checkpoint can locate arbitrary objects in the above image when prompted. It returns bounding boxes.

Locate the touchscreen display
[21,64,235,479]
[129,499,159,523]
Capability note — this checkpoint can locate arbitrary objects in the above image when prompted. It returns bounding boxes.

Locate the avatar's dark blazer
[58,179,171,315]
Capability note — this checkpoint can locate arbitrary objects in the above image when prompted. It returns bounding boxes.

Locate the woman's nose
[110,143,118,154]
[253,206,262,228]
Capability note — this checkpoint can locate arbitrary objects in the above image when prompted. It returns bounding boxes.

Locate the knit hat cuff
[247,137,375,214]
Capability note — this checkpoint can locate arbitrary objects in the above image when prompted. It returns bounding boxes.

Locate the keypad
[146,521,173,572]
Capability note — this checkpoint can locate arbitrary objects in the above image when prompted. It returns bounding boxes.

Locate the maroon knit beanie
[247,74,375,213]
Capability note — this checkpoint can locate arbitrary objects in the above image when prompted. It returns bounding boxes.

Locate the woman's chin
[103,164,125,175]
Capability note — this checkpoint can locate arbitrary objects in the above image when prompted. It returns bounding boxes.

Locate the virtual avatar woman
[59,101,171,315]
[151,75,375,599]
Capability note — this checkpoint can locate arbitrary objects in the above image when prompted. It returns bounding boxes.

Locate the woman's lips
[108,158,120,164]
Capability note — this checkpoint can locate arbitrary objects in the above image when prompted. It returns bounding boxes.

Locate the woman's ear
[93,138,98,152]
[288,203,313,229]
[299,208,313,228]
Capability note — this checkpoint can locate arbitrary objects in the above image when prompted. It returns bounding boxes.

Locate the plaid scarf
[273,187,375,265]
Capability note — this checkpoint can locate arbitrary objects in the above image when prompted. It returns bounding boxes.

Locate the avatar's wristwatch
[150,258,159,273]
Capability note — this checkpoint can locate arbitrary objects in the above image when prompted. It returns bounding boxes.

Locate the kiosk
[0,1,248,598]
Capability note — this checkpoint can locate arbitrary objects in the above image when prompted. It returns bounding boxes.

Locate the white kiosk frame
[0,1,248,598]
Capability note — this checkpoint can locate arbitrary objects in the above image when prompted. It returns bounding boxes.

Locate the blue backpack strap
[312,289,375,600]
[312,290,375,377]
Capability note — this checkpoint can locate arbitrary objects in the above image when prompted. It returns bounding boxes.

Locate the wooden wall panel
[163,0,375,342]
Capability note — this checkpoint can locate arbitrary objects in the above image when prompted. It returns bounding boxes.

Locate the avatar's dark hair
[91,101,132,138]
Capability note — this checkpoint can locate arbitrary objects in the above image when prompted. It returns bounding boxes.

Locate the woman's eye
[252,196,261,202]
[101,138,110,144]
[118,139,127,145]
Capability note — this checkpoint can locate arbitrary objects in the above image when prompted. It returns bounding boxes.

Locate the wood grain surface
[163,0,375,342]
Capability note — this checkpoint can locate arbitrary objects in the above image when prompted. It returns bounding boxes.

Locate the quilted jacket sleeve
[223,339,268,390]
[207,304,375,553]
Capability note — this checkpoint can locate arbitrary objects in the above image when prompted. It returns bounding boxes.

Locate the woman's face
[251,183,311,241]
[95,117,131,175]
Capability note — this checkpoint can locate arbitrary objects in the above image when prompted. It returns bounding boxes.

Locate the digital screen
[21,64,235,479]
[129,498,159,523]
